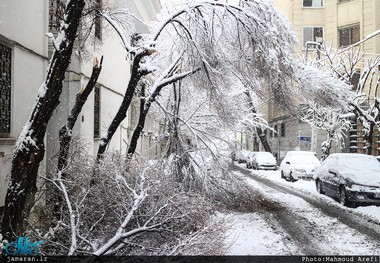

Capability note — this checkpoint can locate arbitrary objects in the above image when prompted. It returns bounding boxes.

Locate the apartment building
[264,0,380,160]
[0,0,162,206]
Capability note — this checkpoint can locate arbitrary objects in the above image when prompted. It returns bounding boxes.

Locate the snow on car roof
[255,152,276,163]
[286,151,316,155]
[327,153,380,186]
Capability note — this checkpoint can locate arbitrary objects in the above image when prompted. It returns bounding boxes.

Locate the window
[303,0,323,7]
[303,27,323,47]
[94,0,102,40]
[49,0,66,31]
[281,123,285,137]
[338,0,352,3]
[0,43,11,136]
[131,104,138,128]
[350,70,360,91]
[339,25,360,47]
[274,125,278,138]
[94,85,100,138]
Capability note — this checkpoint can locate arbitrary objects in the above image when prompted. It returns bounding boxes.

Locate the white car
[314,153,380,207]
[235,150,251,164]
[247,152,277,170]
[280,151,320,182]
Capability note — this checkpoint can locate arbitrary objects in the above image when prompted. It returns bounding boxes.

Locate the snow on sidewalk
[224,213,299,255]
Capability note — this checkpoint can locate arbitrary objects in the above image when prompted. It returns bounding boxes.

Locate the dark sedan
[314,153,380,207]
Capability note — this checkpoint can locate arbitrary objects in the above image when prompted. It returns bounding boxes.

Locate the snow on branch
[338,29,380,54]
[101,11,133,52]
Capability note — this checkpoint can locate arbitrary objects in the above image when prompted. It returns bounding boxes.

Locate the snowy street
[225,163,380,255]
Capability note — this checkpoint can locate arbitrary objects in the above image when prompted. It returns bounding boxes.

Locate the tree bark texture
[1,0,85,240]
[364,122,375,155]
[244,91,272,153]
[58,57,103,171]
[321,132,334,162]
[127,69,199,158]
[96,52,148,160]
[350,100,380,156]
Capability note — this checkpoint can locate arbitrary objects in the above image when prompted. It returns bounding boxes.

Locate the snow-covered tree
[1,0,86,240]
[96,0,300,159]
[309,38,380,155]
[2,0,355,242]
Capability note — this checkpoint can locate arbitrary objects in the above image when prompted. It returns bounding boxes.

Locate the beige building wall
[270,0,380,158]
[275,0,379,55]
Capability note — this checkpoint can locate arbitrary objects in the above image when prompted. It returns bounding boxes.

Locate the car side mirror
[329,168,338,176]
[286,161,290,165]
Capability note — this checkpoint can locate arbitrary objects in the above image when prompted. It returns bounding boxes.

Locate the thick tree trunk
[321,131,334,161]
[127,83,146,158]
[257,127,272,153]
[126,69,198,159]
[96,52,148,160]
[1,0,85,240]
[58,57,103,171]
[50,57,103,221]
[364,122,375,155]
[244,91,272,153]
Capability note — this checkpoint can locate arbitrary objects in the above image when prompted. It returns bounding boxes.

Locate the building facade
[265,0,380,161]
[0,0,162,207]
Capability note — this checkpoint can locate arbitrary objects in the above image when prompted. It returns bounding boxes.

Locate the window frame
[281,123,285,137]
[93,85,101,138]
[303,0,324,8]
[302,26,324,49]
[94,0,102,40]
[0,42,12,137]
[338,0,353,3]
[274,125,278,138]
[338,24,360,47]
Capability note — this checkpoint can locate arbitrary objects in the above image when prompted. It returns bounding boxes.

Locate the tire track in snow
[230,163,380,255]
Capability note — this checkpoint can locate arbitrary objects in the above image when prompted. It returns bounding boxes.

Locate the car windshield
[337,155,380,172]
[291,155,318,164]
[255,153,275,163]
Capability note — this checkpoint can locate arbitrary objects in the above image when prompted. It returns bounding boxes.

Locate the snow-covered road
[225,163,380,255]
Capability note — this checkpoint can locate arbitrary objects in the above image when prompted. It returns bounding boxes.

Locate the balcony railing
[49,0,66,32]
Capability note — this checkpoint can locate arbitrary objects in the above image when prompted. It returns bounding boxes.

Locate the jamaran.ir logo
[5,237,44,255]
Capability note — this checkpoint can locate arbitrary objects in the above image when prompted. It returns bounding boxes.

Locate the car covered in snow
[313,153,380,207]
[280,151,319,182]
[245,151,257,168]
[234,150,251,164]
[247,151,277,170]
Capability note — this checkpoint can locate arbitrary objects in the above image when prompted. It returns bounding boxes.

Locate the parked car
[313,153,380,207]
[247,152,277,170]
[280,151,319,182]
[235,150,251,164]
[246,152,257,168]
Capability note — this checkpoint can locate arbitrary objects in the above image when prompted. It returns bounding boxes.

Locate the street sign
[300,136,311,142]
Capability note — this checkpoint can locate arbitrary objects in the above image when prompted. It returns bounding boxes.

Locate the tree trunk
[96,53,148,160]
[126,69,198,159]
[257,127,272,153]
[126,83,146,159]
[364,122,375,155]
[244,91,272,153]
[1,0,85,240]
[50,57,103,221]
[321,131,334,161]
[58,57,103,171]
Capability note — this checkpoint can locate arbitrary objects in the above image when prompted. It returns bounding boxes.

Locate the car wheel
[339,186,351,207]
[246,163,250,169]
[281,171,285,179]
[289,173,297,182]
[316,180,324,194]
